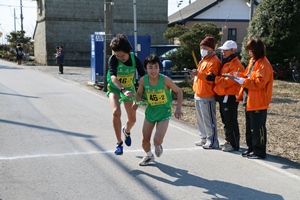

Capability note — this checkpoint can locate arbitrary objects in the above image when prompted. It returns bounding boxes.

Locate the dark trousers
[245,109,267,158]
[59,63,64,73]
[217,95,240,150]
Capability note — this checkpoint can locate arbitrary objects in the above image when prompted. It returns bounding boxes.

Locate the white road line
[0,147,200,160]
[1,148,299,181]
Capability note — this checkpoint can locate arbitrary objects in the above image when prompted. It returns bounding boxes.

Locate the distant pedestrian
[54,46,59,64]
[55,46,64,74]
[189,36,222,149]
[16,44,24,65]
[135,54,183,166]
[234,39,273,159]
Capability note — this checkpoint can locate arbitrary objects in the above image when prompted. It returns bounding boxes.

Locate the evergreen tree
[164,23,220,70]
[241,0,300,65]
[6,30,31,47]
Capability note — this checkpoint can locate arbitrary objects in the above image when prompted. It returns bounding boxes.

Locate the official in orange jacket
[190,36,222,149]
[209,40,245,152]
[234,39,273,159]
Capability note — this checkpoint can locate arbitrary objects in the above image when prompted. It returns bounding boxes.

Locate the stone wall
[33,0,168,66]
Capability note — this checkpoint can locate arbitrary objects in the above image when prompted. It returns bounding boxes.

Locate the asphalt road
[0,59,299,200]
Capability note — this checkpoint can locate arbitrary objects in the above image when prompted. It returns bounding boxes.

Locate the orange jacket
[214,56,245,96]
[236,56,273,111]
[193,54,221,98]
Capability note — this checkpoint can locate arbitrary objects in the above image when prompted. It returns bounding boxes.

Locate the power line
[0,4,35,8]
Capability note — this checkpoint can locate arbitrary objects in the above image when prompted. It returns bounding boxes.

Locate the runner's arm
[135,77,145,102]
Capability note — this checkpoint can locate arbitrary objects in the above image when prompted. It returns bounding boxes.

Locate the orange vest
[214,56,245,96]
[236,56,273,111]
[193,54,221,98]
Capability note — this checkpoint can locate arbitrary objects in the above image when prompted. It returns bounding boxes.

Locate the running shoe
[195,139,206,146]
[202,140,219,149]
[122,126,131,146]
[114,142,123,155]
[154,144,163,157]
[247,152,265,159]
[220,141,229,147]
[222,142,234,152]
[241,150,251,157]
[139,155,155,166]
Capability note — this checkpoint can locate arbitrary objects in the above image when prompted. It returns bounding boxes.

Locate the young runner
[106,34,145,155]
[135,54,183,166]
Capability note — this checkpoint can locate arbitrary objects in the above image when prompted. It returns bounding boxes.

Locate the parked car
[159,47,180,78]
[159,47,189,79]
[159,47,179,62]
[150,45,179,57]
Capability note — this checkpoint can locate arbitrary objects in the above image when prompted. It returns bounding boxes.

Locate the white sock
[146,151,152,157]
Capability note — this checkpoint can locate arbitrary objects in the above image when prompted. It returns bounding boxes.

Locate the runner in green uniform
[135,54,183,166]
[107,34,145,155]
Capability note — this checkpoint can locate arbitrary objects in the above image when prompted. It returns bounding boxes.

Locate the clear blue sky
[0,0,195,44]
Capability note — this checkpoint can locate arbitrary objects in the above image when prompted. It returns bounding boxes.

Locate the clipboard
[222,74,239,81]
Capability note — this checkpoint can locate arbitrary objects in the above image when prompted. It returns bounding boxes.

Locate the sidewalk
[25,64,95,87]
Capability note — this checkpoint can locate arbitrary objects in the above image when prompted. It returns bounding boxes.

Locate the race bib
[117,74,134,87]
[146,90,167,106]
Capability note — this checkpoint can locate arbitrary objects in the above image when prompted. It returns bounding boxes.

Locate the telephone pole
[103,0,114,91]
[250,0,254,20]
[133,0,137,56]
[14,9,17,31]
[20,0,24,30]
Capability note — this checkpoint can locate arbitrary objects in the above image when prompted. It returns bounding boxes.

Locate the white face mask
[200,49,208,57]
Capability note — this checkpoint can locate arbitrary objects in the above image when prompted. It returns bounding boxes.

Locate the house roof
[168,0,259,25]
[168,0,218,25]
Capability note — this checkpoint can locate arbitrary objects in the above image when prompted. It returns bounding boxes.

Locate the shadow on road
[0,119,94,139]
[0,92,39,99]
[130,161,284,200]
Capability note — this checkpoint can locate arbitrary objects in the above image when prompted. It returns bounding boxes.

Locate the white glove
[234,77,245,84]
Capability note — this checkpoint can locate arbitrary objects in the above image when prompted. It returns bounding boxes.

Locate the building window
[228,28,237,41]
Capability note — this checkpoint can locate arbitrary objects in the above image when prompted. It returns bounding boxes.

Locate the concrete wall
[33,20,46,65]
[33,0,168,66]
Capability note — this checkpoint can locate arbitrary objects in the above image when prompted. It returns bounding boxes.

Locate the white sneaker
[220,141,229,147]
[222,143,234,152]
[154,144,163,157]
[203,140,219,149]
[139,155,155,166]
[195,139,206,146]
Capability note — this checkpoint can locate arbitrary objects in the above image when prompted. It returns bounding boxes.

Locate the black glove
[206,73,216,82]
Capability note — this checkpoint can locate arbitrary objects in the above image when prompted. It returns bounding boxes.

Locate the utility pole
[14,9,16,31]
[103,0,114,92]
[20,0,24,31]
[133,0,139,87]
[250,0,254,20]
[133,0,137,56]
[0,23,3,44]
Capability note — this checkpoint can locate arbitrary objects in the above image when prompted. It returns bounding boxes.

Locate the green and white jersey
[144,74,172,108]
[107,52,136,93]
[144,74,172,122]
